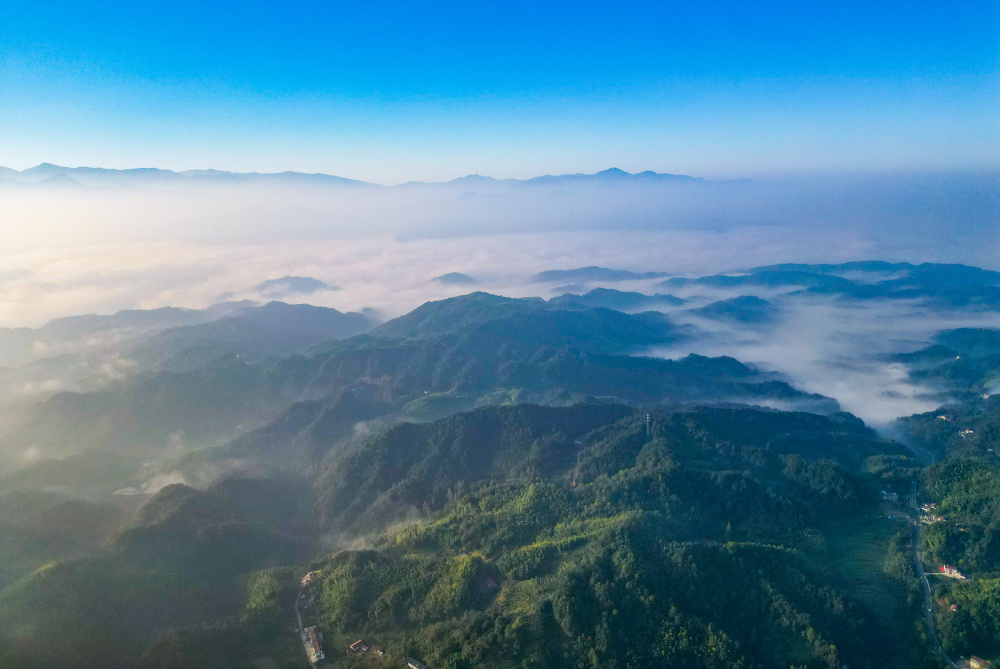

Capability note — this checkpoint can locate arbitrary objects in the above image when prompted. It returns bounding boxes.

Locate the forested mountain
[533,266,669,283]
[0,299,379,455]
[687,295,778,324]
[0,286,996,668]
[3,0,996,659]
[885,325,1000,665]
[286,294,824,410]
[0,491,123,589]
[753,262,1000,289]
[113,477,313,576]
[548,288,685,311]
[0,402,934,668]
[666,263,1000,307]
[663,269,856,291]
[0,477,313,669]
[894,329,1000,458]
[3,357,284,461]
[132,301,376,370]
[917,413,1000,663]
[0,293,825,474]
[0,301,256,367]
[311,403,894,534]
[433,272,478,285]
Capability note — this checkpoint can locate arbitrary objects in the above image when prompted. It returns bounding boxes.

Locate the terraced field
[824,516,911,628]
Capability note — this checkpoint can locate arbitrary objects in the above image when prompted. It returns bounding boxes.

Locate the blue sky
[1,0,997,182]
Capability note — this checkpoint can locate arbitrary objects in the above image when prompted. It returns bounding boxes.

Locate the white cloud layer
[0,170,995,427]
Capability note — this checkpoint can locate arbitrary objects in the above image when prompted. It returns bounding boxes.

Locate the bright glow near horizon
[1,0,998,183]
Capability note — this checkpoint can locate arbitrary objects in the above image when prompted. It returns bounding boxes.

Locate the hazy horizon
[2,4,999,667]
[3,1,997,183]
[0,164,996,326]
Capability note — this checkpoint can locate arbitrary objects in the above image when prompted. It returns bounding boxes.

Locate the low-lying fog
[649,296,1000,426]
[0,168,996,426]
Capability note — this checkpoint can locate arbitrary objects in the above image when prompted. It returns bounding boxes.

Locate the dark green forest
[0,281,996,668]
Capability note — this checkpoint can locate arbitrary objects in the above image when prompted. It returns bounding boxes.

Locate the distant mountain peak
[534,266,669,283]
[252,276,334,296]
[40,173,82,187]
[0,164,701,188]
[433,272,478,285]
[23,163,66,176]
[450,174,497,183]
[215,276,337,303]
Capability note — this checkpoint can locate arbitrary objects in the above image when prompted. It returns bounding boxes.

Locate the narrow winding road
[294,587,304,631]
[910,480,957,669]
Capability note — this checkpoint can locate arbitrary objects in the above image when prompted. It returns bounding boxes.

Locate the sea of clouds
[0,168,996,427]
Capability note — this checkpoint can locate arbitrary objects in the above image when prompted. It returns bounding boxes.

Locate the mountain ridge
[0,164,704,188]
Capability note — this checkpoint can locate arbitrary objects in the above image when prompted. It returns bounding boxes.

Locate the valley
[0,262,996,668]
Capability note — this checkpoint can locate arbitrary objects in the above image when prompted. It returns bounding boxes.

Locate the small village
[913,498,996,667]
[349,638,426,669]
[920,502,947,525]
[297,570,431,668]
[876,485,995,668]
[933,414,978,441]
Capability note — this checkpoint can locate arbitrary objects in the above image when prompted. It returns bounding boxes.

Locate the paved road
[295,587,304,631]
[910,480,957,669]
[294,586,317,669]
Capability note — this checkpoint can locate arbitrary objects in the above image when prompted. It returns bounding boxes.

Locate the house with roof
[939,564,966,579]
[303,626,325,663]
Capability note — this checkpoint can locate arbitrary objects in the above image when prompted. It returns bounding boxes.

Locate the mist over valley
[2,1,998,664]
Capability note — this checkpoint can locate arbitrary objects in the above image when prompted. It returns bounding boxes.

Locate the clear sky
[1,0,997,183]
